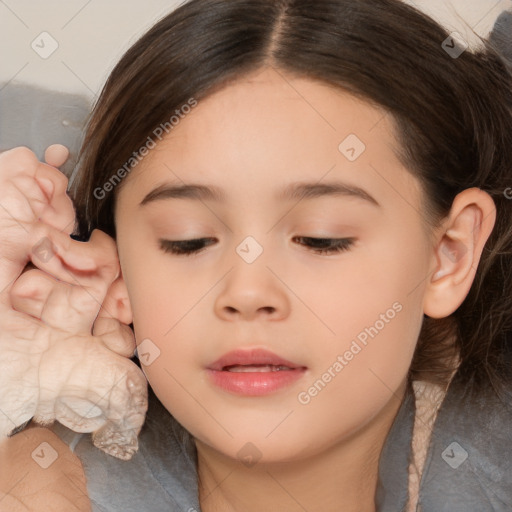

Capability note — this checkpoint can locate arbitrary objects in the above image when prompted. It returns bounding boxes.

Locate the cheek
[119,231,205,337]
[292,226,429,398]
[119,243,213,405]
[280,225,429,348]
[271,245,426,450]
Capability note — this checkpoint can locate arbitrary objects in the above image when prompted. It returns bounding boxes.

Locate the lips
[206,348,307,396]
[207,348,303,372]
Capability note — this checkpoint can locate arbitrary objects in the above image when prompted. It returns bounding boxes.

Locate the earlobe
[424,188,496,319]
[101,272,133,325]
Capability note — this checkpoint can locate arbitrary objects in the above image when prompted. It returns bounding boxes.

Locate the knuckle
[1,146,38,172]
[11,268,46,296]
[46,163,70,190]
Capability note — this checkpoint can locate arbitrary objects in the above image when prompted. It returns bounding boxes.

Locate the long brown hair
[70,0,512,397]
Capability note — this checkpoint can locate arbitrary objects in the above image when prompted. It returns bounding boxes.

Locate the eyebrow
[139,180,380,207]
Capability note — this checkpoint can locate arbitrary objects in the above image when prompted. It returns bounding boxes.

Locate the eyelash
[159,236,355,256]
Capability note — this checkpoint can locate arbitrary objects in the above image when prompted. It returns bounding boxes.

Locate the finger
[29,228,121,327]
[44,144,69,168]
[84,229,121,284]
[44,282,102,333]
[10,268,99,332]
[0,225,89,312]
[0,146,39,179]
[34,161,75,234]
[10,268,54,320]
[42,228,119,295]
[30,224,98,278]
[93,317,136,357]
[0,146,75,234]
[31,228,120,287]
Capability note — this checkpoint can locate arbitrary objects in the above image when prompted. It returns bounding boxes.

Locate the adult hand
[0,146,147,460]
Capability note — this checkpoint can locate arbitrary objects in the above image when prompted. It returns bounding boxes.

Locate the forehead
[118,67,422,213]
[156,67,396,157]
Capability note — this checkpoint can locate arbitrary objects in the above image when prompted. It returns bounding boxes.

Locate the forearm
[0,425,91,512]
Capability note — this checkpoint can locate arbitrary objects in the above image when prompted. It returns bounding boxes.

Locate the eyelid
[159,236,355,256]
[159,237,216,255]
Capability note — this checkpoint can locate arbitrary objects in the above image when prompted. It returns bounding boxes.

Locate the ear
[423,188,496,318]
[100,268,133,325]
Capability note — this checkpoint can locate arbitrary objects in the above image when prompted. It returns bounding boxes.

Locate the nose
[214,262,290,322]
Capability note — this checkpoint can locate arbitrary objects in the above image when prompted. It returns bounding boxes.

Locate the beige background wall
[1,0,510,97]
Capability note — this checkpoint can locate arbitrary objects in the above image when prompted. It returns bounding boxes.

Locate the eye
[292,236,355,254]
[159,237,216,256]
[159,236,355,256]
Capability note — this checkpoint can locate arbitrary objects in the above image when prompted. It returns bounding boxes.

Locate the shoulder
[377,375,512,512]
[46,388,201,512]
[0,423,91,511]
[418,373,512,511]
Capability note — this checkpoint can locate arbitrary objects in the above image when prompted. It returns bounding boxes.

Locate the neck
[196,380,407,512]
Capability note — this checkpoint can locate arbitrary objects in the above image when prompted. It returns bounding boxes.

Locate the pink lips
[206,348,307,396]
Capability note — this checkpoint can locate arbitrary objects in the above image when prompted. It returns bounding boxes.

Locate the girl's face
[115,66,435,462]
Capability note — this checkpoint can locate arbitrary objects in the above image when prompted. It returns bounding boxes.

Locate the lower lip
[206,368,306,396]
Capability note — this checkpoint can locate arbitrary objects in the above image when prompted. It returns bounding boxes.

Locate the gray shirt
[50,370,512,512]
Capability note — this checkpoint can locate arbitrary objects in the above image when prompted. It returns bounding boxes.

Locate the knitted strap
[405,380,449,512]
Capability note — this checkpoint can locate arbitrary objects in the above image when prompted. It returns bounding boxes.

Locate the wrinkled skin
[0,426,92,511]
[0,146,148,460]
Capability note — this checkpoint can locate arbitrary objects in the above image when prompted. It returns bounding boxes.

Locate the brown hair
[71,0,512,397]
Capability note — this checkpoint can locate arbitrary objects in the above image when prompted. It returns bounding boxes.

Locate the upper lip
[207,348,304,371]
